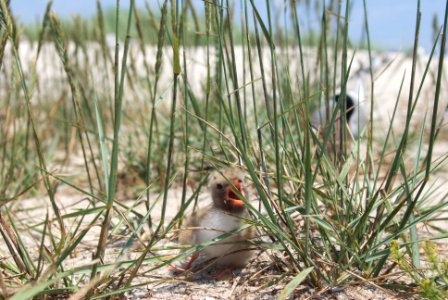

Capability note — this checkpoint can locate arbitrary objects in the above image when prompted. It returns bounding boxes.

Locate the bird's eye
[238,179,243,183]
[216,183,223,189]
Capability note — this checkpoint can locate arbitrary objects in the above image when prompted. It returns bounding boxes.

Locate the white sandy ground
[1,42,448,299]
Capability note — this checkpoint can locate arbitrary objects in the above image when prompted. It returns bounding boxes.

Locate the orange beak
[225,181,245,208]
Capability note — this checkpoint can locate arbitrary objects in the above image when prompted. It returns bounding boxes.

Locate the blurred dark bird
[311,86,367,140]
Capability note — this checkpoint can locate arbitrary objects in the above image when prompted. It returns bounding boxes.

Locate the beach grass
[0,0,448,299]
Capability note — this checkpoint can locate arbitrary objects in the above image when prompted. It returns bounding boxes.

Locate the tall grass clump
[0,0,448,299]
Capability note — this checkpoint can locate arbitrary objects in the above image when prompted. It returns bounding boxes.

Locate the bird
[310,82,367,163]
[311,89,366,140]
[173,168,255,278]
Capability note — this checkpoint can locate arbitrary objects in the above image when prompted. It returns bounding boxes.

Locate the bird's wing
[178,211,199,246]
[178,205,211,247]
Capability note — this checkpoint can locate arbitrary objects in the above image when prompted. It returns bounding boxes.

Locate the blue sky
[9,0,446,51]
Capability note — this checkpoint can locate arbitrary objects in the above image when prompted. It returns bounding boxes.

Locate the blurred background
[9,0,446,51]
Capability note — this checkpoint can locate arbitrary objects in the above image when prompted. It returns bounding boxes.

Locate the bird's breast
[197,211,241,242]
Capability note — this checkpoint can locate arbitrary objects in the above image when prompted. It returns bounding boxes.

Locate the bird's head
[209,168,248,212]
[334,93,356,122]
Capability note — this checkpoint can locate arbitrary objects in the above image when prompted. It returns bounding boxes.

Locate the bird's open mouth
[225,182,245,208]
